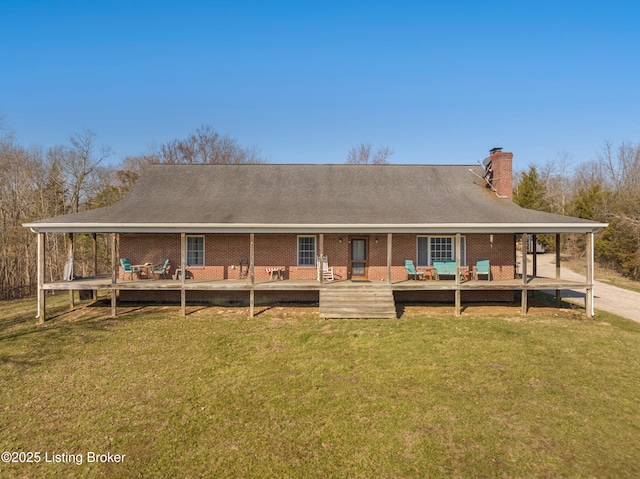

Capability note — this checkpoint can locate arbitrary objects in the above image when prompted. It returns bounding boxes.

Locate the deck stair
[320,286,397,319]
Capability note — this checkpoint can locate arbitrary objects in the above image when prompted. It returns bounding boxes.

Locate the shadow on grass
[0,291,590,347]
[0,295,164,343]
[527,290,584,310]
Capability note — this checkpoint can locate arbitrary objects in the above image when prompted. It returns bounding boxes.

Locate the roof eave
[24,222,609,234]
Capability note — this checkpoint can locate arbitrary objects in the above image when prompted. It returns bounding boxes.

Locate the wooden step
[320,288,397,319]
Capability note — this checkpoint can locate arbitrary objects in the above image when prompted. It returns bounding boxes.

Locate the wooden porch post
[181,233,186,317]
[37,232,45,322]
[68,233,75,309]
[92,233,98,300]
[319,234,324,284]
[455,233,461,316]
[387,233,392,284]
[111,233,117,318]
[532,234,538,277]
[555,234,561,307]
[586,232,594,317]
[521,233,528,314]
[249,233,255,318]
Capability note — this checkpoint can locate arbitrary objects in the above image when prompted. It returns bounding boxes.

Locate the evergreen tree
[513,165,551,212]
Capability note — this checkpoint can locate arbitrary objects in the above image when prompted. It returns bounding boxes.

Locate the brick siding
[119,232,515,304]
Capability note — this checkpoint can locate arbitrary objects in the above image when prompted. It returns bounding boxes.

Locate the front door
[350,237,368,279]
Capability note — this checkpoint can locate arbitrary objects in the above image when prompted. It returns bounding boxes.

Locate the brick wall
[465,233,515,280]
[119,232,516,280]
[119,233,181,279]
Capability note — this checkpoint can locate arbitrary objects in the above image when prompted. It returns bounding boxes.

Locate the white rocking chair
[317,255,334,281]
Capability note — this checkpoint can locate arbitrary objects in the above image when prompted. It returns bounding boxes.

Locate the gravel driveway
[531,253,640,323]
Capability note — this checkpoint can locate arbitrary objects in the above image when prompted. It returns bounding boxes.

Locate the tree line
[513,142,640,279]
[1,122,638,301]
[0,125,266,300]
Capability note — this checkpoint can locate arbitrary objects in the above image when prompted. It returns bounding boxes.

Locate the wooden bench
[433,260,463,280]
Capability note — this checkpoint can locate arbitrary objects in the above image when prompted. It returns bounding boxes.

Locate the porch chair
[317,255,334,281]
[474,260,491,281]
[404,260,425,280]
[151,259,171,279]
[120,258,140,281]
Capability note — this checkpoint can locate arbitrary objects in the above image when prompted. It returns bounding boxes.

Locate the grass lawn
[2,295,640,478]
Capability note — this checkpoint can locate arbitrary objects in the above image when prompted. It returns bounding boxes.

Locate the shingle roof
[25,164,606,233]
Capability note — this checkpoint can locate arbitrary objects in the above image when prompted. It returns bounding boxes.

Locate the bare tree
[346,143,393,164]
[587,141,640,278]
[600,140,640,192]
[0,140,43,298]
[0,114,10,144]
[540,151,574,214]
[51,130,113,213]
[156,125,266,165]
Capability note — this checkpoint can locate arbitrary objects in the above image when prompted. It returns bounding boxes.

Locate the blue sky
[1,0,639,171]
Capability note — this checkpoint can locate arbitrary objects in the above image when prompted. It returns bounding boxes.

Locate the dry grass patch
[1,296,640,478]
[563,258,640,293]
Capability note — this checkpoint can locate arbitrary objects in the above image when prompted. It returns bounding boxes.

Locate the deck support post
[387,233,392,284]
[249,233,255,318]
[586,232,595,317]
[455,233,461,316]
[68,233,75,309]
[181,233,186,317]
[521,233,528,314]
[92,233,98,300]
[555,234,561,307]
[111,233,117,318]
[37,232,45,322]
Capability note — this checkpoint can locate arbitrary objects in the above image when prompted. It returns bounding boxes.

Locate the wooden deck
[38,275,591,320]
[42,275,590,292]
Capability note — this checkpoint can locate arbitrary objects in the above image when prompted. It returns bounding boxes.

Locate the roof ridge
[145,163,481,167]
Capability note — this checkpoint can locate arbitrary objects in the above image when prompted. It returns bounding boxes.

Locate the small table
[266,267,284,280]
[132,263,153,280]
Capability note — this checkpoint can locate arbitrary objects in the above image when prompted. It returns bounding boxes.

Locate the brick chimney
[483,148,513,200]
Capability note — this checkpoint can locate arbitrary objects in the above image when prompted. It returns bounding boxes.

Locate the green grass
[2,296,640,478]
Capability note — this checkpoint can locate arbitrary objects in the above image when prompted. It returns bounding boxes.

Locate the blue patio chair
[120,258,140,280]
[151,259,171,279]
[474,260,491,281]
[404,260,425,280]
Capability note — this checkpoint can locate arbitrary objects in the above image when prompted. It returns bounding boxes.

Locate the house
[24,149,608,320]
[527,237,547,254]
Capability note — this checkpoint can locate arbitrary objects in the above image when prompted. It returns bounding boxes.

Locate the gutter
[23,222,610,235]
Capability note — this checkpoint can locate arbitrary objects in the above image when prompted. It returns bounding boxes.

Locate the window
[417,236,466,266]
[297,236,316,266]
[186,235,205,267]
